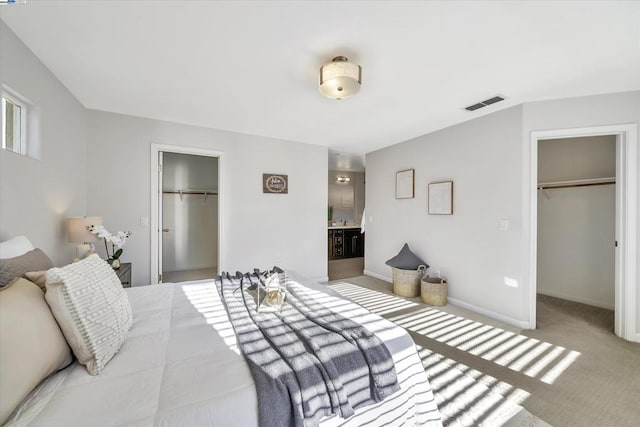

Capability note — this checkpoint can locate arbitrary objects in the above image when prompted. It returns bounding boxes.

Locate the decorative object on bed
[428,180,454,215]
[256,268,287,312]
[45,254,132,375]
[0,278,73,425]
[395,168,415,199]
[421,276,448,306]
[216,269,401,426]
[67,216,103,261]
[262,173,288,194]
[0,248,54,287]
[88,224,132,269]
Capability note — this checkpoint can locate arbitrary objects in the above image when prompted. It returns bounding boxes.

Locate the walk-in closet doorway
[150,144,224,285]
[528,124,638,342]
[536,135,616,328]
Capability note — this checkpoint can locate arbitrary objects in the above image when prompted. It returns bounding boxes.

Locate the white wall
[162,153,218,272]
[538,136,616,182]
[0,21,87,266]
[537,136,616,309]
[366,91,639,331]
[328,170,365,223]
[537,186,615,308]
[86,111,328,285]
[366,106,525,324]
[523,91,640,333]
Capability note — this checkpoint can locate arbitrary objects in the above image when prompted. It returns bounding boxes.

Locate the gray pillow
[0,249,54,287]
[385,243,429,270]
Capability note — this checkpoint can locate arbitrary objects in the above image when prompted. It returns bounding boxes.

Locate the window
[2,91,27,155]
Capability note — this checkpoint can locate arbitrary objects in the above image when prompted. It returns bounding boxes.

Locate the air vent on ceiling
[464,95,506,112]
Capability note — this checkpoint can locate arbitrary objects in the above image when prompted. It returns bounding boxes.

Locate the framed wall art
[428,181,453,215]
[395,169,415,199]
[263,173,288,194]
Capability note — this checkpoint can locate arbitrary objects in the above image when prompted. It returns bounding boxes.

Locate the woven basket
[421,277,448,306]
[392,265,426,297]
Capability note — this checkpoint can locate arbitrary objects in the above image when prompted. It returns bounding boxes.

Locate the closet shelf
[537,177,615,190]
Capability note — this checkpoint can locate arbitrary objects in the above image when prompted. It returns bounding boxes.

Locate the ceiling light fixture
[319,56,361,100]
[336,176,351,183]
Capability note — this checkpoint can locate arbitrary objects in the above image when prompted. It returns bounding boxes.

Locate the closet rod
[162,190,218,196]
[537,177,615,190]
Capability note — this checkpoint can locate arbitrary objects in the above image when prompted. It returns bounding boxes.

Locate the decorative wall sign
[396,169,415,199]
[263,173,288,194]
[428,181,453,215]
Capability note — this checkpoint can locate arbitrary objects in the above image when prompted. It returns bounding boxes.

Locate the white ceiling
[328,150,366,172]
[1,1,639,157]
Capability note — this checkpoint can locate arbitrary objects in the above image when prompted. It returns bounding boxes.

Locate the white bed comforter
[8,279,442,426]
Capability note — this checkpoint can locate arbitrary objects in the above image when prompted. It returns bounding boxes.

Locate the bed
[1,238,441,426]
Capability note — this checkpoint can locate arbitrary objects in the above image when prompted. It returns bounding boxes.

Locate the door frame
[527,124,638,341]
[150,143,224,284]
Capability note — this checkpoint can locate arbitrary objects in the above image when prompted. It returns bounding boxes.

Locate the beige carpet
[328,276,640,427]
[163,267,217,283]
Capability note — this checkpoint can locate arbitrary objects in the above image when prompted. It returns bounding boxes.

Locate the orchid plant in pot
[88,225,132,269]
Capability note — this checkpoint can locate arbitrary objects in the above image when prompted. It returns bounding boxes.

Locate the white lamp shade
[67,216,102,243]
[319,57,361,99]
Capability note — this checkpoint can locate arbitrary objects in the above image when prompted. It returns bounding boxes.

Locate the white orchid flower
[88,224,132,257]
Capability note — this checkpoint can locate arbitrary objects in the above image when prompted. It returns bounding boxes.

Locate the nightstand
[115,263,132,288]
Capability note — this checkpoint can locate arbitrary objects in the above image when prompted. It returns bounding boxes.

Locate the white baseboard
[363,269,392,283]
[447,297,530,329]
[164,264,217,273]
[362,270,529,329]
[537,289,614,310]
[315,276,330,284]
[634,332,640,343]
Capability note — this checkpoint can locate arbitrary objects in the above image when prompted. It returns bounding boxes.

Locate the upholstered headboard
[0,236,34,259]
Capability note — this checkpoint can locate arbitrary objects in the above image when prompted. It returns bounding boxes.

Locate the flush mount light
[336,176,351,183]
[319,56,361,100]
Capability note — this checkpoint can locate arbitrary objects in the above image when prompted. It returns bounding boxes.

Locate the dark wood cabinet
[328,228,364,260]
[344,228,364,258]
[328,229,342,259]
[116,263,132,288]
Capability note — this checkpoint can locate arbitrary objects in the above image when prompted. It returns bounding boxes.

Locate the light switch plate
[499,218,509,231]
[140,216,149,227]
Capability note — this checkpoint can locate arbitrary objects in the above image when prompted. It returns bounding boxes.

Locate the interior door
[158,151,164,283]
[614,138,621,336]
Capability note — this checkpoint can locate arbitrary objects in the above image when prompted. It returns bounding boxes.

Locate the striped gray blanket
[215,271,400,427]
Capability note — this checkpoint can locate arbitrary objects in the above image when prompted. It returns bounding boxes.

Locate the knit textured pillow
[45,254,132,375]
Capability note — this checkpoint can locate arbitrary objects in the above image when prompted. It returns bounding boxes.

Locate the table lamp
[67,216,102,262]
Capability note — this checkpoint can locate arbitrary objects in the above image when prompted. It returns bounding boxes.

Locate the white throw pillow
[0,236,34,259]
[45,254,132,375]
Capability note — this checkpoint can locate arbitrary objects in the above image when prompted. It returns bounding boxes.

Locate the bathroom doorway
[327,151,366,280]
